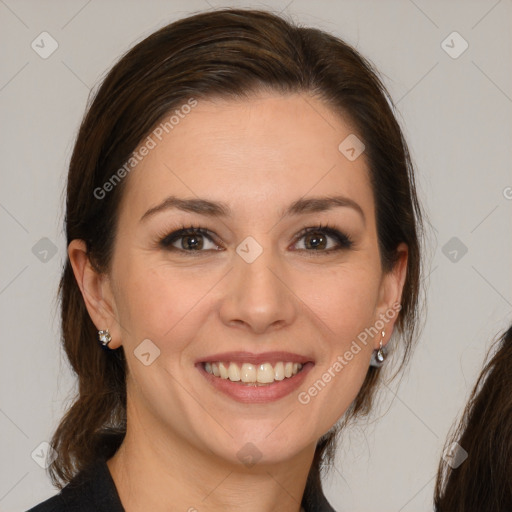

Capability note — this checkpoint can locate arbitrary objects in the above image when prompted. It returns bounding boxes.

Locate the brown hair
[434,324,512,511]
[50,8,423,506]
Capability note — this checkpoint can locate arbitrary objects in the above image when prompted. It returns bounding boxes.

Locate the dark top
[26,460,123,512]
[27,458,337,512]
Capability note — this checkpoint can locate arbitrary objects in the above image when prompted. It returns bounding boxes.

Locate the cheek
[295,263,381,340]
[113,257,224,348]
[293,266,380,421]
[114,251,382,352]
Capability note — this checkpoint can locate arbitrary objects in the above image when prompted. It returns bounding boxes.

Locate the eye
[159,226,221,253]
[158,223,353,256]
[292,224,353,254]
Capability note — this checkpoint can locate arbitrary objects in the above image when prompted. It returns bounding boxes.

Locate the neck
[107,412,315,512]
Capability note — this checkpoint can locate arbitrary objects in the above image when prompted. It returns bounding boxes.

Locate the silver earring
[98,329,112,349]
[370,331,387,367]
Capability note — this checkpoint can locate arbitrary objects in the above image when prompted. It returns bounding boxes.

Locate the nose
[219,246,297,335]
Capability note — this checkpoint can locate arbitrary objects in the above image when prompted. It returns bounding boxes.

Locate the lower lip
[197,362,314,403]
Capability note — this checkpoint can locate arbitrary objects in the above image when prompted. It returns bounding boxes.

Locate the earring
[370,331,387,368]
[98,329,113,350]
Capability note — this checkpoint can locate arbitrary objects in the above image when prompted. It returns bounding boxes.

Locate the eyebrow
[140,195,365,224]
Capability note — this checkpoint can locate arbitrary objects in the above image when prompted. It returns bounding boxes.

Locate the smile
[196,352,314,403]
[204,361,303,385]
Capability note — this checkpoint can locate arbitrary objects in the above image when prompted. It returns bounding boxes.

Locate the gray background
[1,0,511,511]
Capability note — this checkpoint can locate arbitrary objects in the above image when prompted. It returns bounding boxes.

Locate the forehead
[118,92,374,223]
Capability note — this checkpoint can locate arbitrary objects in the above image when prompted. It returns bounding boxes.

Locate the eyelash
[157,223,353,256]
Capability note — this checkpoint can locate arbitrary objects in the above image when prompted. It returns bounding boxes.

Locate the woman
[434,324,512,511]
[28,8,423,511]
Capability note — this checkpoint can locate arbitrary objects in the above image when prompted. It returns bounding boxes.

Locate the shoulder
[25,490,82,512]
[303,487,338,512]
[25,478,94,512]
[26,459,124,512]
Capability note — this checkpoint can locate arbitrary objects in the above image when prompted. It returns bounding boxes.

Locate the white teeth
[240,363,256,383]
[227,362,241,381]
[204,361,303,383]
[218,362,229,379]
[257,363,274,384]
[274,362,285,381]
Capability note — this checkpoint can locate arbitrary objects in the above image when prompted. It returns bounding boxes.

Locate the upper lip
[196,351,313,365]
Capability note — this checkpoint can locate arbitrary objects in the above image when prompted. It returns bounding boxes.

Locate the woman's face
[85,92,406,467]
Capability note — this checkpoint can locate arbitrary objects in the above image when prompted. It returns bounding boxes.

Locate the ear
[67,239,123,349]
[375,242,408,348]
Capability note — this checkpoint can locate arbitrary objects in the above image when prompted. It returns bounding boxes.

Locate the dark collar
[27,458,124,512]
[65,458,125,511]
[28,458,336,512]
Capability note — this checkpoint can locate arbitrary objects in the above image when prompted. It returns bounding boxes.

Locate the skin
[69,91,407,512]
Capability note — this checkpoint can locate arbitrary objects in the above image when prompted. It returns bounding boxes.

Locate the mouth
[203,360,304,385]
[196,351,314,403]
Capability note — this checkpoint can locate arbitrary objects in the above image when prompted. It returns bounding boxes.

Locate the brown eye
[293,225,353,253]
[303,231,328,250]
[180,233,204,250]
[160,227,220,252]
